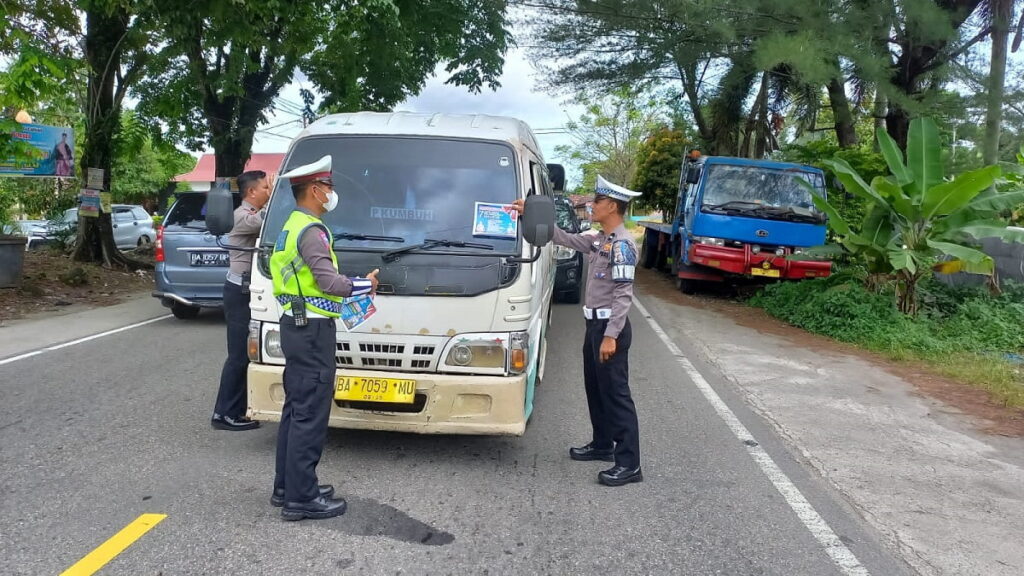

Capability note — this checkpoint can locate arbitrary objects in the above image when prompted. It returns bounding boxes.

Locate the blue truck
[639,154,833,293]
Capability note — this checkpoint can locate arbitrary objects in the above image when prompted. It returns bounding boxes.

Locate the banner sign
[0,123,76,177]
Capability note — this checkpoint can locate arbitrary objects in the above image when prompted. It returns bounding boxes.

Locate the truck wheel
[678,278,699,295]
[171,302,201,319]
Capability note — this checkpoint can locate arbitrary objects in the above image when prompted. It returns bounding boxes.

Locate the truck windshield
[261,136,519,255]
[701,165,824,217]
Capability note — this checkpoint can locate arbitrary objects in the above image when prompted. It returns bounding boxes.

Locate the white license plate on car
[190,252,229,267]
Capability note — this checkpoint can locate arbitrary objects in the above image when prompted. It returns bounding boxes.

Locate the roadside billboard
[0,123,76,177]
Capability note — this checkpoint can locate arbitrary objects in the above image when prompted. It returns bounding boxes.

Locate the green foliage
[135,0,510,173]
[556,86,667,193]
[751,277,1024,407]
[632,126,688,221]
[812,118,1024,314]
[110,110,194,204]
[780,140,888,228]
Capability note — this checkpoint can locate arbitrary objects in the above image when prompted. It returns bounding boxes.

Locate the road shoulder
[0,293,171,361]
[636,270,1024,576]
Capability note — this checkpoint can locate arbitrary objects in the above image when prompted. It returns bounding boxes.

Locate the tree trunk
[676,55,714,147]
[885,103,912,151]
[709,56,757,157]
[983,0,1012,165]
[872,91,888,151]
[73,6,135,269]
[827,77,859,148]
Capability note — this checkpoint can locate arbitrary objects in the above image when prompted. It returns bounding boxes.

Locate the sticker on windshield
[473,202,518,239]
[499,157,510,167]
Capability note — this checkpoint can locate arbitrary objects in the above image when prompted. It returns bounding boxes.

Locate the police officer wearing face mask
[269,155,379,520]
[211,170,272,432]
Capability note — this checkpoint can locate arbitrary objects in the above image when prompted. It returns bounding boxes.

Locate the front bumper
[247,364,528,436]
[689,244,832,279]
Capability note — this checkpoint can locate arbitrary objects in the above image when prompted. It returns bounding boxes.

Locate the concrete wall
[935,235,1024,287]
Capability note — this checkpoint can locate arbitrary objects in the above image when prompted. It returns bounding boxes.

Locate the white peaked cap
[595,175,641,202]
[280,155,332,183]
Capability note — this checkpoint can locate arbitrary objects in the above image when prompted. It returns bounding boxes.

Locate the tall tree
[982,0,1015,164]
[137,0,511,177]
[74,1,153,267]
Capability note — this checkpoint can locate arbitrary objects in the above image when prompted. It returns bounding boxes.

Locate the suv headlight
[554,245,576,261]
[694,236,725,246]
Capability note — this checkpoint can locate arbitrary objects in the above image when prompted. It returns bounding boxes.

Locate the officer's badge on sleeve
[611,240,637,282]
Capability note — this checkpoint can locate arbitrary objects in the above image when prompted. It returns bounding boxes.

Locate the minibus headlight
[442,336,507,370]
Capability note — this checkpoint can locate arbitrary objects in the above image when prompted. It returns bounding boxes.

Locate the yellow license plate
[750,267,781,278]
[335,376,416,403]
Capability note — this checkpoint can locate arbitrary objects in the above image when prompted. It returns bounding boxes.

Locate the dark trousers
[274,315,337,503]
[214,280,250,418]
[582,318,640,469]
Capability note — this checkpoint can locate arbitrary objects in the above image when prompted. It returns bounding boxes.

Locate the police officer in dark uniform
[211,170,271,431]
[270,155,379,520]
[513,175,643,486]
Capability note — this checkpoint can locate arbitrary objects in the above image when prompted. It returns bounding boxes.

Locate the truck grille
[335,336,442,372]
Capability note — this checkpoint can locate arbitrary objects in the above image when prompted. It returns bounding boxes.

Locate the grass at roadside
[749,276,1024,409]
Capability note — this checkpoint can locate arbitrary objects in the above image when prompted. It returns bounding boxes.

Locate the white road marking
[633,298,870,576]
[0,315,173,366]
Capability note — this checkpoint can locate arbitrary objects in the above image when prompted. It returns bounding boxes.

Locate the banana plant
[811,117,1024,314]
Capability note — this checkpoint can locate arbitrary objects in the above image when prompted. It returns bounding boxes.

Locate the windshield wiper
[703,201,764,214]
[752,206,825,224]
[333,231,405,243]
[382,237,494,262]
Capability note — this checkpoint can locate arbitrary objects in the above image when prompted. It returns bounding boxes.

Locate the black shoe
[270,485,335,507]
[569,443,615,462]
[211,413,260,431]
[281,495,347,521]
[598,465,643,486]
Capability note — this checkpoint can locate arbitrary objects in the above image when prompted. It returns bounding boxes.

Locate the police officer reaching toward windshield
[512,175,643,486]
[270,155,379,520]
[211,170,271,432]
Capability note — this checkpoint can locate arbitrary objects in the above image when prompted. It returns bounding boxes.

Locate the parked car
[61,205,156,250]
[14,220,52,251]
[153,192,241,319]
[553,195,586,303]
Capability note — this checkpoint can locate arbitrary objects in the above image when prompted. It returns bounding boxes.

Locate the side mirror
[546,163,566,192]
[685,167,701,185]
[521,194,555,246]
[206,182,235,236]
[579,220,591,232]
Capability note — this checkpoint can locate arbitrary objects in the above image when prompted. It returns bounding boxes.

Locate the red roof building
[174,153,286,191]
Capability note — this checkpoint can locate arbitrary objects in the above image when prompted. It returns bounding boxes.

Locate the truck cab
[640,155,832,293]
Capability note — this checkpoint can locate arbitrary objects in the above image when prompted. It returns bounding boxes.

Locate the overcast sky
[248,46,583,185]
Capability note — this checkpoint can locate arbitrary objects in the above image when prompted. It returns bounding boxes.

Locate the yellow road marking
[60,513,167,576]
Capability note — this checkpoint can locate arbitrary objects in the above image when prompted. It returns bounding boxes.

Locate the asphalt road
[0,286,916,575]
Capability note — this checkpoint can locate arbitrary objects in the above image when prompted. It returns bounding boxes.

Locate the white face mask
[319,187,338,212]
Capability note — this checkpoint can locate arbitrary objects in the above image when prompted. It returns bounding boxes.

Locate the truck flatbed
[638,220,672,235]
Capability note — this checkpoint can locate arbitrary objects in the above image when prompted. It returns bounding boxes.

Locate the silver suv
[153,192,241,319]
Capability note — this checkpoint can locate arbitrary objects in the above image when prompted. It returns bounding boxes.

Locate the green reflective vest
[270,211,342,318]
